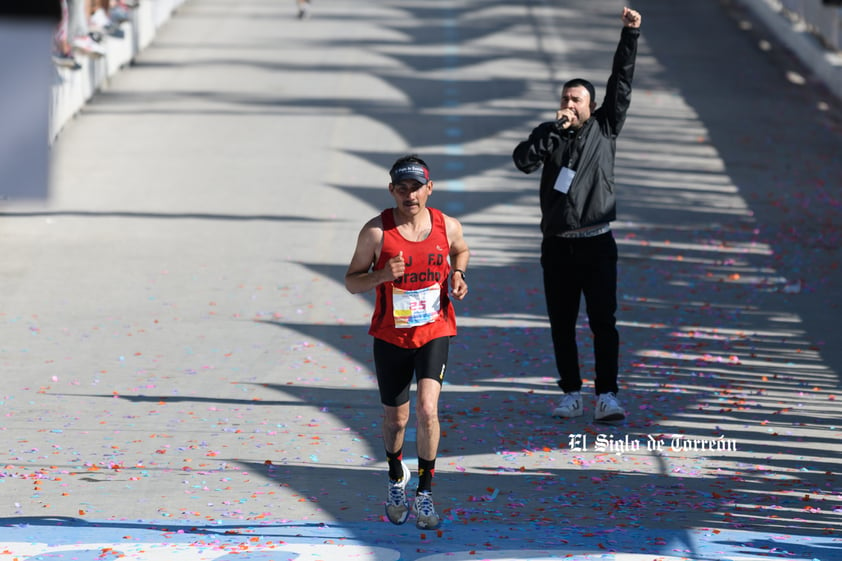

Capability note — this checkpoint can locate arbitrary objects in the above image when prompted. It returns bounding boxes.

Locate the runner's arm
[445,216,469,301]
[345,217,404,294]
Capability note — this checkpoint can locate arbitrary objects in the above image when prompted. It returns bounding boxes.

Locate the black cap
[390,163,430,184]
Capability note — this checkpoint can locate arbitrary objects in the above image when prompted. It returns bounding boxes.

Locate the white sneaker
[552,391,583,418]
[384,461,410,525]
[89,8,113,31]
[413,491,440,530]
[594,392,625,423]
[52,52,81,69]
[72,35,106,56]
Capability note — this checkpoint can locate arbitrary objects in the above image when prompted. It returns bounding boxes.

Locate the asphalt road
[1,0,840,559]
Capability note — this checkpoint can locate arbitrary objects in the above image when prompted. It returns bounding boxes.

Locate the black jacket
[513,26,639,237]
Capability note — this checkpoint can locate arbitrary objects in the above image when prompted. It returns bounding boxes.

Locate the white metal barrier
[778,0,841,51]
[50,0,189,141]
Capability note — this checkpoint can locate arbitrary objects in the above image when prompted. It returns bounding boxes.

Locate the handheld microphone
[556,115,569,130]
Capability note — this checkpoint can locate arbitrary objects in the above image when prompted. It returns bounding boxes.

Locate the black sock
[386,448,404,481]
[417,457,435,494]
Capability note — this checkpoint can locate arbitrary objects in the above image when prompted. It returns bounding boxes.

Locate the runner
[345,155,469,529]
[295,0,311,19]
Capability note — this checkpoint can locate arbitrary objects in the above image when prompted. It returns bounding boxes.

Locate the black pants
[541,232,619,395]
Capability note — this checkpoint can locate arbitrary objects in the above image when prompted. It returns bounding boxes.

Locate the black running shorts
[373,336,450,407]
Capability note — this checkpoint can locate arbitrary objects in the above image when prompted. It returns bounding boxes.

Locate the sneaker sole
[384,461,411,525]
[386,505,409,525]
[552,409,583,418]
[416,517,441,530]
[413,496,441,530]
[594,413,625,424]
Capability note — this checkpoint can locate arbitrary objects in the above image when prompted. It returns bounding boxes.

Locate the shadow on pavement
[5,0,839,558]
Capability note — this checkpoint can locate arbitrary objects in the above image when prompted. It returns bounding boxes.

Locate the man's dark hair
[562,78,596,105]
[390,154,429,175]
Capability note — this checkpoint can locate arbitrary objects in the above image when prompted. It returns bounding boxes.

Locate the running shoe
[594,392,626,423]
[552,391,583,418]
[413,491,440,530]
[52,52,81,69]
[72,35,106,56]
[384,461,410,525]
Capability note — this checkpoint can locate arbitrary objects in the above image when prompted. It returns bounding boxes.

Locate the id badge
[392,284,441,328]
[553,167,575,194]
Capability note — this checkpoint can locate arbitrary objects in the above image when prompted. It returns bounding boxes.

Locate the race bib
[392,284,441,328]
[553,166,575,194]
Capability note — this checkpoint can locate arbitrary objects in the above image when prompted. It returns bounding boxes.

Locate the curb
[735,0,842,103]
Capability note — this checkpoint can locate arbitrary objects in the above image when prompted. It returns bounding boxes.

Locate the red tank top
[369,207,457,348]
